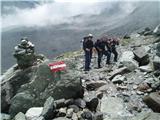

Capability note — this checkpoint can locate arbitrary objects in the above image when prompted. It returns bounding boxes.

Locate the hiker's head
[87,33,93,40]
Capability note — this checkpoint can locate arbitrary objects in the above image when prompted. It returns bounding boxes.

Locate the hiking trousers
[84,50,92,70]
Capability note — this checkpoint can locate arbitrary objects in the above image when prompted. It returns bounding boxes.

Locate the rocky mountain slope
[1,27,160,120]
[1,1,160,72]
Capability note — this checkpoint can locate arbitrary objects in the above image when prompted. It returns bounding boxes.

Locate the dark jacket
[83,40,93,51]
[94,40,105,52]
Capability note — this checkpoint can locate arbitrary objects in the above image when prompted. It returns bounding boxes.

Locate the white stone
[25,107,43,120]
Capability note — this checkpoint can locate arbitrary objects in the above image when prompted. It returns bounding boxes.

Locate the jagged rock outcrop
[1,60,83,117]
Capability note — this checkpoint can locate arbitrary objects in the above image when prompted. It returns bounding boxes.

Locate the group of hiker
[82,34,119,71]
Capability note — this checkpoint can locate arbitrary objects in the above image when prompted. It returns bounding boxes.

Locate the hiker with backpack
[83,34,94,71]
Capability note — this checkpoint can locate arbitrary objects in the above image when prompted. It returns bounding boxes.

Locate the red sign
[49,61,66,72]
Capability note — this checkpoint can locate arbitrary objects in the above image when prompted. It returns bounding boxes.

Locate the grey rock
[139,64,153,72]
[2,61,83,115]
[66,108,74,118]
[81,111,93,120]
[25,107,43,120]
[41,96,56,119]
[9,91,35,117]
[133,47,150,66]
[55,98,66,109]
[109,67,130,80]
[14,112,26,120]
[72,113,78,120]
[57,108,67,117]
[74,98,86,109]
[68,105,80,113]
[119,51,138,71]
[64,99,74,106]
[143,92,160,112]
[87,98,99,112]
[86,81,107,91]
[112,75,126,84]
[43,71,84,100]
[100,96,130,118]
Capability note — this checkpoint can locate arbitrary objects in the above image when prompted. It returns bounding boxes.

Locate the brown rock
[143,92,160,112]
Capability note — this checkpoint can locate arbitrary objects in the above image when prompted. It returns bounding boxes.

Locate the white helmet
[88,33,93,38]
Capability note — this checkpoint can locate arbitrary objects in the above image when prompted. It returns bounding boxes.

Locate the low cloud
[2,1,136,30]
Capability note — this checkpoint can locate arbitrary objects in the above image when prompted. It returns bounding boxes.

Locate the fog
[2,0,136,30]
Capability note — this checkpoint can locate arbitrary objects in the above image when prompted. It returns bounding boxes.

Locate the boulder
[74,98,86,109]
[133,47,150,66]
[55,99,66,109]
[1,65,37,112]
[87,97,99,112]
[112,75,126,84]
[119,51,138,71]
[25,107,43,120]
[45,71,84,100]
[143,92,160,112]
[153,56,160,70]
[4,61,83,116]
[41,96,56,119]
[64,99,74,106]
[14,112,26,120]
[86,81,107,91]
[9,91,35,117]
[109,67,130,80]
